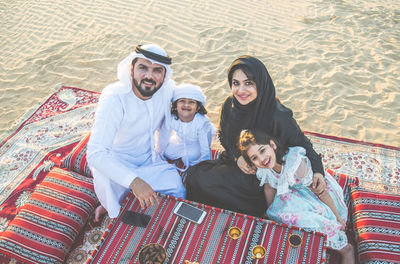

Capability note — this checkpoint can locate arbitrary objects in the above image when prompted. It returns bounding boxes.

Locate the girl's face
[176,98,198,122]
[231,69,257,105]
[246,141,278,170]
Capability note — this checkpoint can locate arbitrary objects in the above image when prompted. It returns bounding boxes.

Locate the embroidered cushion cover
[61,133,92,177]
[350,184,400,263]
[0,167,97,264]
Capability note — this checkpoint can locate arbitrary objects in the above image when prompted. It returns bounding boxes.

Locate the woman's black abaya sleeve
[272,105,324,175]
[218,97,237,161]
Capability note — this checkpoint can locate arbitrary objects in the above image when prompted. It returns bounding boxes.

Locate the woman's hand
[237,156,257,174]
[310,172,326,194]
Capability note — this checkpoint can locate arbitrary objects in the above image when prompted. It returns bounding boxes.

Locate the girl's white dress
[158,113,216,171]
[257,146,348,250]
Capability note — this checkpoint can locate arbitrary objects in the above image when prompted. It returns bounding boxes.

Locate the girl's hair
[227,64,256,88]
[171,100,207,120]
[238,129,288,167]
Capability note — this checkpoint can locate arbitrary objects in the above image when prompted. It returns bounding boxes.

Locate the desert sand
[0,0,399,147]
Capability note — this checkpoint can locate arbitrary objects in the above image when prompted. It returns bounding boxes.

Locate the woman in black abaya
[186,56,326,217]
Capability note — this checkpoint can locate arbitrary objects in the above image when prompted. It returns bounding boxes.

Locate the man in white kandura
[87,44,186,221]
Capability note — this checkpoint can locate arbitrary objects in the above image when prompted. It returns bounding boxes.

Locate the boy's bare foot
[94,205,107,222]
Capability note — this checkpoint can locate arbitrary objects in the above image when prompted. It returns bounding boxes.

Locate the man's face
[131,58,166,99]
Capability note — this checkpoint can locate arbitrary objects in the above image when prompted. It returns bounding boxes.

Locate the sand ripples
[0,0,399,146]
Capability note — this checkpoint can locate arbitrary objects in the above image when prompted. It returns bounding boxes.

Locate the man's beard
[132,76,162,97]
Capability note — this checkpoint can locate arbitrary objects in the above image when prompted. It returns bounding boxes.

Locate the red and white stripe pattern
[351,184,400,263]
[88,193,326,264]
[61,132,92,178]
[0,167,97,264]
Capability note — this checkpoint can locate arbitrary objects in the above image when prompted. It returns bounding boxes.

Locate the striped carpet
[88,193,326,264]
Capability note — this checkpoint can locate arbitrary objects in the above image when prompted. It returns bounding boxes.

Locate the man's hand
[129,177,159,210]
[310,172,326,195]
[237,156,257,174]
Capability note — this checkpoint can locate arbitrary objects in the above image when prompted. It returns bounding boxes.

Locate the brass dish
[251,245,266,259]
[228,226,243,240]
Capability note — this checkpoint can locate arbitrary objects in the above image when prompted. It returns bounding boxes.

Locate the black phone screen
[121,211,151,227]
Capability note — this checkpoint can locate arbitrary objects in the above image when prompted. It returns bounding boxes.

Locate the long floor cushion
[350,184,400,264]
[0,167,97,264]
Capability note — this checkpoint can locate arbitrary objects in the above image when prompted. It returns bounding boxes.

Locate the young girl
[238,129,355,264]
[157,83,216,172]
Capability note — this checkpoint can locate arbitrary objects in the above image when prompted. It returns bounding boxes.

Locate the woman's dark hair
[171,100,207,119]
[238,129,288,167]
[227,64,256,88]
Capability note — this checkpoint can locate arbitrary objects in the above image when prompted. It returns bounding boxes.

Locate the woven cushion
[327,169,359,219]
[350,184,400,263]
[0,167,97,264]
[61,133,92,177]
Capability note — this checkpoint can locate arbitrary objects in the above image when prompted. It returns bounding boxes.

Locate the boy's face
[246,141,277,170]
[176,98,198,122]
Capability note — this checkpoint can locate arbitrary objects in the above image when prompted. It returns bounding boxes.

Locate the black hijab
[222,55,278,158]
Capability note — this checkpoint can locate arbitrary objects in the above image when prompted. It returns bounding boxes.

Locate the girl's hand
[237,156,257,174]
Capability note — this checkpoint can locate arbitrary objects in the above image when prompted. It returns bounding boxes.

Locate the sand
[0,0,399,147]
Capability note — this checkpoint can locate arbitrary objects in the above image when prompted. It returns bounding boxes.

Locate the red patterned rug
[0,86,100,264]
[0,86,399,263]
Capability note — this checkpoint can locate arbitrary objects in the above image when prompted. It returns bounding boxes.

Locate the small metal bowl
[251,245,266,259]
[228,226,243,240]
[288,234,302,248]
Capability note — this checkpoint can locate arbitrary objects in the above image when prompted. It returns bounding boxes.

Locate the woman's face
[246,141,277,170]
[231,69,257,105]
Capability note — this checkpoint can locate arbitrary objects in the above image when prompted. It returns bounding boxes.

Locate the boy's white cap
[173,83,206,106]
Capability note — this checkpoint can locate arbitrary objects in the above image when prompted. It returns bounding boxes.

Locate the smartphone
[173,202,207,224]
[121,211,151,228]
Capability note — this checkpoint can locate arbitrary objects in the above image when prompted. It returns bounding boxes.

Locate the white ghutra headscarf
[105,43,175,131]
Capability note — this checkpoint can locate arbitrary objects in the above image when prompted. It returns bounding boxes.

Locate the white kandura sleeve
[86,94,138,188]
[155,120,172,159]
[195,118,216,163]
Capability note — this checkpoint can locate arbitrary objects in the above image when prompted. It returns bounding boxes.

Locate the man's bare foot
[94,205,107,222]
